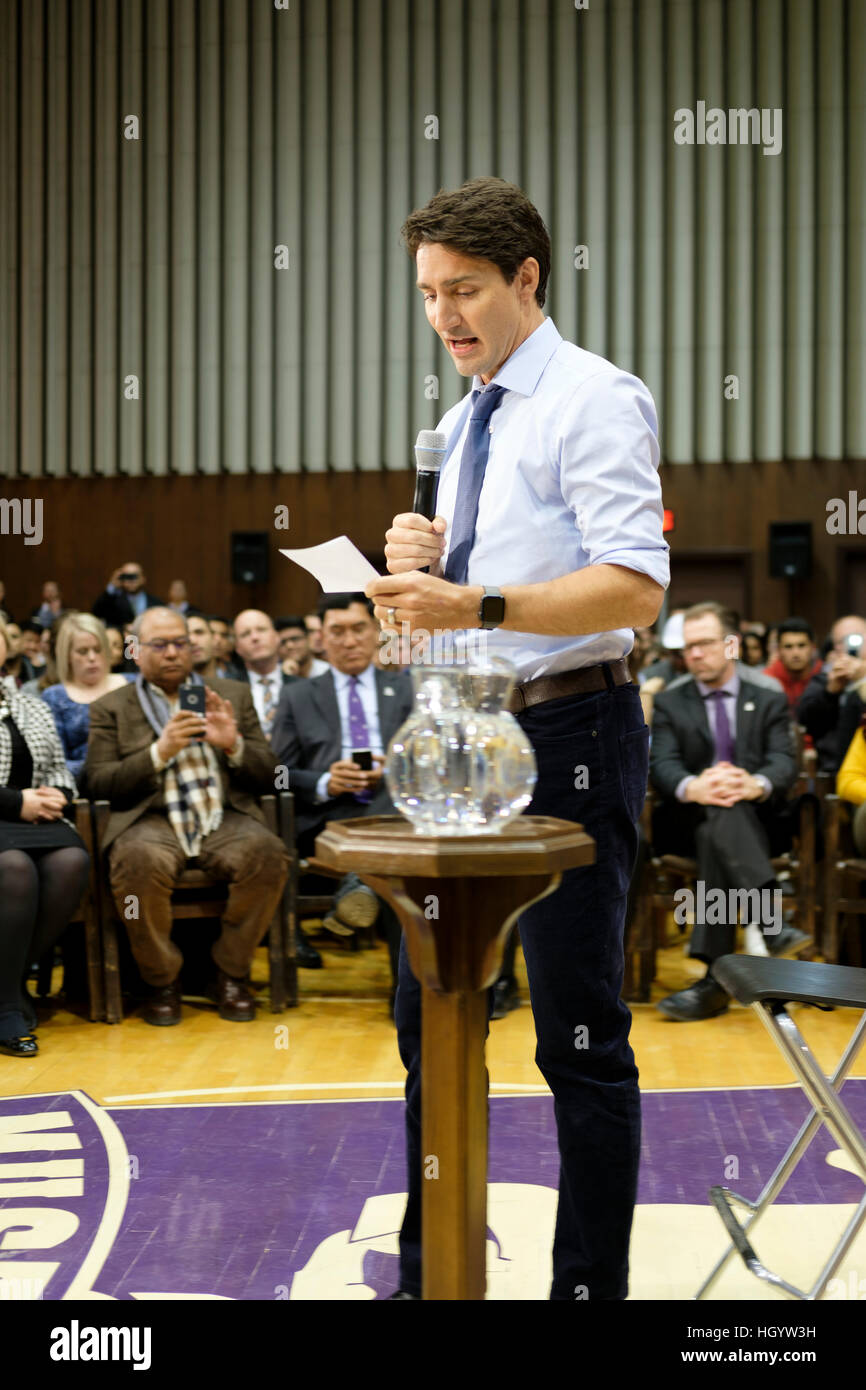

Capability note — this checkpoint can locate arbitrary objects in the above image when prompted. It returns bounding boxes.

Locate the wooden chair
[35,798,105,1022]
[822,794,866,966]
[92,794,293,1023]
[624,734,818,1003]
[794,738,834,957]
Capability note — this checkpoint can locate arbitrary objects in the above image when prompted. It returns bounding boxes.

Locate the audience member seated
[208,617,238,678]
[31,580,66,630]
[271,593,412,997]
[837,715,866,855]
[741,628,768,668]
[21,614,69,699]
[85,607,289,1026]
[799,615,866,773]
[231,610,298,738]
[0,619,90,1058]
[186,613,224,681]
[763,617,823,717]
[0,578,11,623]
[92,563,163,630]
[105,625,134,673]
[19,621,47,674]
[167,580,192,615]
[649,601,804,1022]
[303,611,325,659]
[275,616,330,680]
[0,623,35,688]
[41,615,131,784]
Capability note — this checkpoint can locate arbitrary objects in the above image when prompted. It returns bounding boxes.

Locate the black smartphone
[352,749,373,771]
[179,683,206,739]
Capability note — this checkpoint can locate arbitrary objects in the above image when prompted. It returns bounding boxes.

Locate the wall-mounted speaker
[769,522,812,580]
[231,532,269,584]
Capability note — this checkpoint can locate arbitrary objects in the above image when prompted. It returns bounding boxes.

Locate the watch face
[481,591,505,626]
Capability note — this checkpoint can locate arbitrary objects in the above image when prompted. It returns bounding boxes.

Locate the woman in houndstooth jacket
[0,620,89,1056]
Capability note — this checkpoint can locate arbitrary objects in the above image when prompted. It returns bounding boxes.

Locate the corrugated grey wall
[1,0,864,477]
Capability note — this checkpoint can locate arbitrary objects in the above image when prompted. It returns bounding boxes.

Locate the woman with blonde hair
[40,614,131,780]
[0,619,89,1056]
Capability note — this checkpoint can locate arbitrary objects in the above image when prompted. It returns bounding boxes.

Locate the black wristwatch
[478,586,506,630]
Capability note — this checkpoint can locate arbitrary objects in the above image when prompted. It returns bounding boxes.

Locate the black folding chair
[695,955,866,1301]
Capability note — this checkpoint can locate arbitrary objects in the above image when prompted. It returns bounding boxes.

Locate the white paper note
[279,536,381,592]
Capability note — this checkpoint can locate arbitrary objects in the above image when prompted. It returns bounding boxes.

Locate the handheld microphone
[412,430,447,574]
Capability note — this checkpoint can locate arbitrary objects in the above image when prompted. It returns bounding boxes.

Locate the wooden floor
[3,920,864,1107]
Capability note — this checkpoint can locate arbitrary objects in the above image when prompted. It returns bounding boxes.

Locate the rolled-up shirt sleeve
[559,369,670,591]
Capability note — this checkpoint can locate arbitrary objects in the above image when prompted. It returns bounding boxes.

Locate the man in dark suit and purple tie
[270,593,412,989]
[650,600,807,1020]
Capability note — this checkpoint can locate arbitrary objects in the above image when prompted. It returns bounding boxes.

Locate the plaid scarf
[135,674,223,857]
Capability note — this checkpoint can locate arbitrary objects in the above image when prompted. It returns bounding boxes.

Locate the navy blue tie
[442,384,506,585]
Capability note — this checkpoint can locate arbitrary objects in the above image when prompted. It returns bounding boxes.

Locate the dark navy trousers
[393,678,649,1299]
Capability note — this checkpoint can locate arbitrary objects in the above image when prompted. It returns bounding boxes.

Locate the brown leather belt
[507,658,631,714]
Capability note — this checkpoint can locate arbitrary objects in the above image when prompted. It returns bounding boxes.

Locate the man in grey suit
[649,601,807,1021]
[270,593,412,992]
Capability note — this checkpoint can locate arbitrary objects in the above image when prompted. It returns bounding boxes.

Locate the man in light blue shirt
[367,177,668,1301]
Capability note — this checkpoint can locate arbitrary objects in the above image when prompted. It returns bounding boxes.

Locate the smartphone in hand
[179,683,206,740]
[352,749,373,771]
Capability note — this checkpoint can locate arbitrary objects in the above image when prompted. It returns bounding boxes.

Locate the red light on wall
[662,509,675,533]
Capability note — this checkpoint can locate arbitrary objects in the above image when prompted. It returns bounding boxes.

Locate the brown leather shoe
[142,979,182,1027]
[212,969,256,1022]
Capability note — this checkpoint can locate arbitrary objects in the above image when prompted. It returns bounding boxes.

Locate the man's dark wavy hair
[401,177,551,308]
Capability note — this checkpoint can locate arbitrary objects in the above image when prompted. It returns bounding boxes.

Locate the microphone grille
[414,430,447,472]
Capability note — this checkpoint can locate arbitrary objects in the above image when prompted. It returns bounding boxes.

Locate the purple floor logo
[1,1086,863,1300]
[0,1092,126,1301]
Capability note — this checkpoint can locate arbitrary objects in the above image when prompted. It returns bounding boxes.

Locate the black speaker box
[769,522,812,580]
[231,532,269,584]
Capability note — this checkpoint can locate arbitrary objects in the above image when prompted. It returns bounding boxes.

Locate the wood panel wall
[1,459,864,639]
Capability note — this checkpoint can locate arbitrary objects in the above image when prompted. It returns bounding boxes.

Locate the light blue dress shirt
[315,664,385,802]
[432,316,670,683]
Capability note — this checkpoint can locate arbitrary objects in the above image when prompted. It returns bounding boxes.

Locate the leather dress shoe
[333,883,380,929]
[491,977,520,1020]
[0,1034,38,1057]
[296,937,323,968]
[142,979,182,1027]
[388,1290,419,1299]
[656,976,730,1021]
[320,913,356,939]
[210,970,256,1022]
[766,926,812,958]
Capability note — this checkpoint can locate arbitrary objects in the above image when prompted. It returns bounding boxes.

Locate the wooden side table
[313,814,595,1300]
